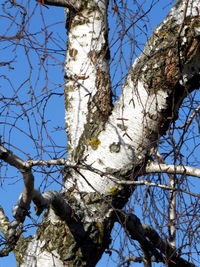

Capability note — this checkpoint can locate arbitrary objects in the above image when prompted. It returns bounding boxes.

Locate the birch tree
[0,0,200,266]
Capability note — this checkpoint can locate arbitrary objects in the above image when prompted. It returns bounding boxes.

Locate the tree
[0,0,200,266]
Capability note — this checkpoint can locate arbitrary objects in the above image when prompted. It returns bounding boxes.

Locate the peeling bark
[1,0,200,266]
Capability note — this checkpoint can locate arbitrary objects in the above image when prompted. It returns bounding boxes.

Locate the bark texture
[3,0,200,266]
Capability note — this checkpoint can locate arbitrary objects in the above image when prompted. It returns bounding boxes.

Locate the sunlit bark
[0,0,200,266]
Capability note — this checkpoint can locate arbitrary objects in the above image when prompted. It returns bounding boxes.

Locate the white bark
[64,80,168,193]
[0,206,9,238]
[1,0,200,266]
[65,0,110,157]
[63,0,200,194]
[20,236,64,267]
[169,175,176,248]
[145,161,200,178]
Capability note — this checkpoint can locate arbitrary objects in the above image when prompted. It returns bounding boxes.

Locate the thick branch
[144,224,196,267]
[32,189,72,220]
[119,212,165,265]
[0,146,34,215]
[0,145,76,257]
[119,212,196,267]
[62,0,200,194]
[0,146,34,223]
[36,0,81,9]
[0,146,34,256]
[0,145,27,171]
[64,0,112,166]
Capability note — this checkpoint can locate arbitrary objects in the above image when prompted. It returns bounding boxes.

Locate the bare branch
[25,158,75,168]
[0,145,27,172]
[22,158,200,198]
[25,158,200,180]
[119,212,197,267]
[119,212,165,265]
[117,180,200,198]
[145,161,200,178]
[178,103,200,129]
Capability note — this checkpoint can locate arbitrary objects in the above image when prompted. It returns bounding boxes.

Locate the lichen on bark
[15,235,33,266]
[17,189,130,267]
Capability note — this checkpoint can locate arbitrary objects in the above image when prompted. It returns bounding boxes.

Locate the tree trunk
[12,0,200,266]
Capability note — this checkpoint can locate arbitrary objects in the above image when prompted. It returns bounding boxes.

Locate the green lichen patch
[35,218,77,262]
[90,136,101,150]
[73,95,110,160]
[109,187,119,195]
[96,222,104,246]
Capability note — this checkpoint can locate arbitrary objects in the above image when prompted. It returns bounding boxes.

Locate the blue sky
[0,1,182,266]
